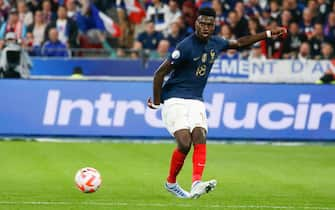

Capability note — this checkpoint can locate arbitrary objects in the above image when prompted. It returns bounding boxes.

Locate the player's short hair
[198,7,216,18]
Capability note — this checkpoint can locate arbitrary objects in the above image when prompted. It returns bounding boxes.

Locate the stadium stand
[0,0,333,60]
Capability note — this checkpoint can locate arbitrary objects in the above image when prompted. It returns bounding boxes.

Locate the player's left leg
[189,128,217,199]
[191,127,207,183]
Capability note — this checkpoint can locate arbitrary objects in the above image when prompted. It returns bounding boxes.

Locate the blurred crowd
[0,0,334,60]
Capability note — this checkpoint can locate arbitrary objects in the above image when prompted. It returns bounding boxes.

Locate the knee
[192,128,206,145]
[177,141,191,154]
[176,137,192,154]
[174,130,192,154]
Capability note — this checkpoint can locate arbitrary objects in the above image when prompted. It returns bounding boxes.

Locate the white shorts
[162,98,208,136]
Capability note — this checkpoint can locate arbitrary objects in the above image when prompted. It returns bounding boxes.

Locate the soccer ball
[75,167,102,193]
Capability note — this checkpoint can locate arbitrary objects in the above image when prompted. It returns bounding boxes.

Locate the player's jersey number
[196,64,207,77]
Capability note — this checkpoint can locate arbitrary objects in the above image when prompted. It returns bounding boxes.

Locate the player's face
[195,15,215,40]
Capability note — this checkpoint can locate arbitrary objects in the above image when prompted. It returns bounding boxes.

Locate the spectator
[296,42,311,61]
[234,1,246,19]
[0,9,26,41]
[324,12,335,45]
[0,0,9,24]
[27,10,46,47]
[282,0,303,23]
[66,0,78,20]
[280,10,292,29]
[227,10,248,38]
[42,0,56,24]
[248,42,266,60]
[309,23,328,58]
[234,2,249,31]
[0,0,327,60]
[166,0,181,29]
[245,0,262,19]
[23,32,41,56]
[167,22,185,52]
[175,15,192,37]
[150,39,170,59]
[145,0,170,34]
[319,42,334,59]
[181,0,197,31]
[134,20,163,51]
[316,0,331,23]
[41,28,69,57]
[248,16,264,35]
[269,0,281,22]
[300,8,315,38]
[131,40,142,59]
[282,22,307,58]
[258,0,268,10]
[212,0,226,34]
[116,0,136,51]
[332,1,335,13]
[26,0,39,13]
[45,6,78,48]
[17,0,33,26]
[306,0,319,19]
[220,24,233,39]
[260,19,283,58]
[259,7,271,26]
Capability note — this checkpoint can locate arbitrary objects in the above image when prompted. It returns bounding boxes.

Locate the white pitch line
[0,201,334,210]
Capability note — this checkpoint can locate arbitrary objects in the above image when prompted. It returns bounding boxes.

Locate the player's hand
[147,97,160,109]
[270,27,287,39]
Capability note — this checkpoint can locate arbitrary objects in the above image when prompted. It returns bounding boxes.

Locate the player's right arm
[147,59,173,109]
[148,43,189,109]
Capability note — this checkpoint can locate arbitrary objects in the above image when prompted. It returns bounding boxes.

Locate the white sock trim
[166,182,177,187]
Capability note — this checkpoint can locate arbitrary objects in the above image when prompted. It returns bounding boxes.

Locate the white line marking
[0,201,334,209]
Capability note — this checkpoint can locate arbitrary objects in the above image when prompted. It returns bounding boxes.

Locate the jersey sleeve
[216,36,230,52]
[167,43,189,66]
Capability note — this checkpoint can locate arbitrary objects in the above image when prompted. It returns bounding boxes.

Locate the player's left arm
[228,27,287,49]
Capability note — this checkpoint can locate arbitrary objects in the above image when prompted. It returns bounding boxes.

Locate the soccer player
[147,7,286,199]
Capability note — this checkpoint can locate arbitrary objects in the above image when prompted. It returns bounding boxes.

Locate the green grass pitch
[0,140,334,210]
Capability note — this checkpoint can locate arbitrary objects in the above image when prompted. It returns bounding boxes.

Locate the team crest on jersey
[172,50,180,59]
[201,53,207,63]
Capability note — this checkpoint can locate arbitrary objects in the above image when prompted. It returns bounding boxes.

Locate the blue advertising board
[29,58,335,83]
[30,58,159,76]
[0,80,334,140]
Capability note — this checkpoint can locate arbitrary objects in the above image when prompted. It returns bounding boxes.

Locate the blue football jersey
[161,33,229,102]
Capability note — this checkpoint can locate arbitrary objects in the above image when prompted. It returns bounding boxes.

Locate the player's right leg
[162,99,192,198]
[165,129,192,198]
